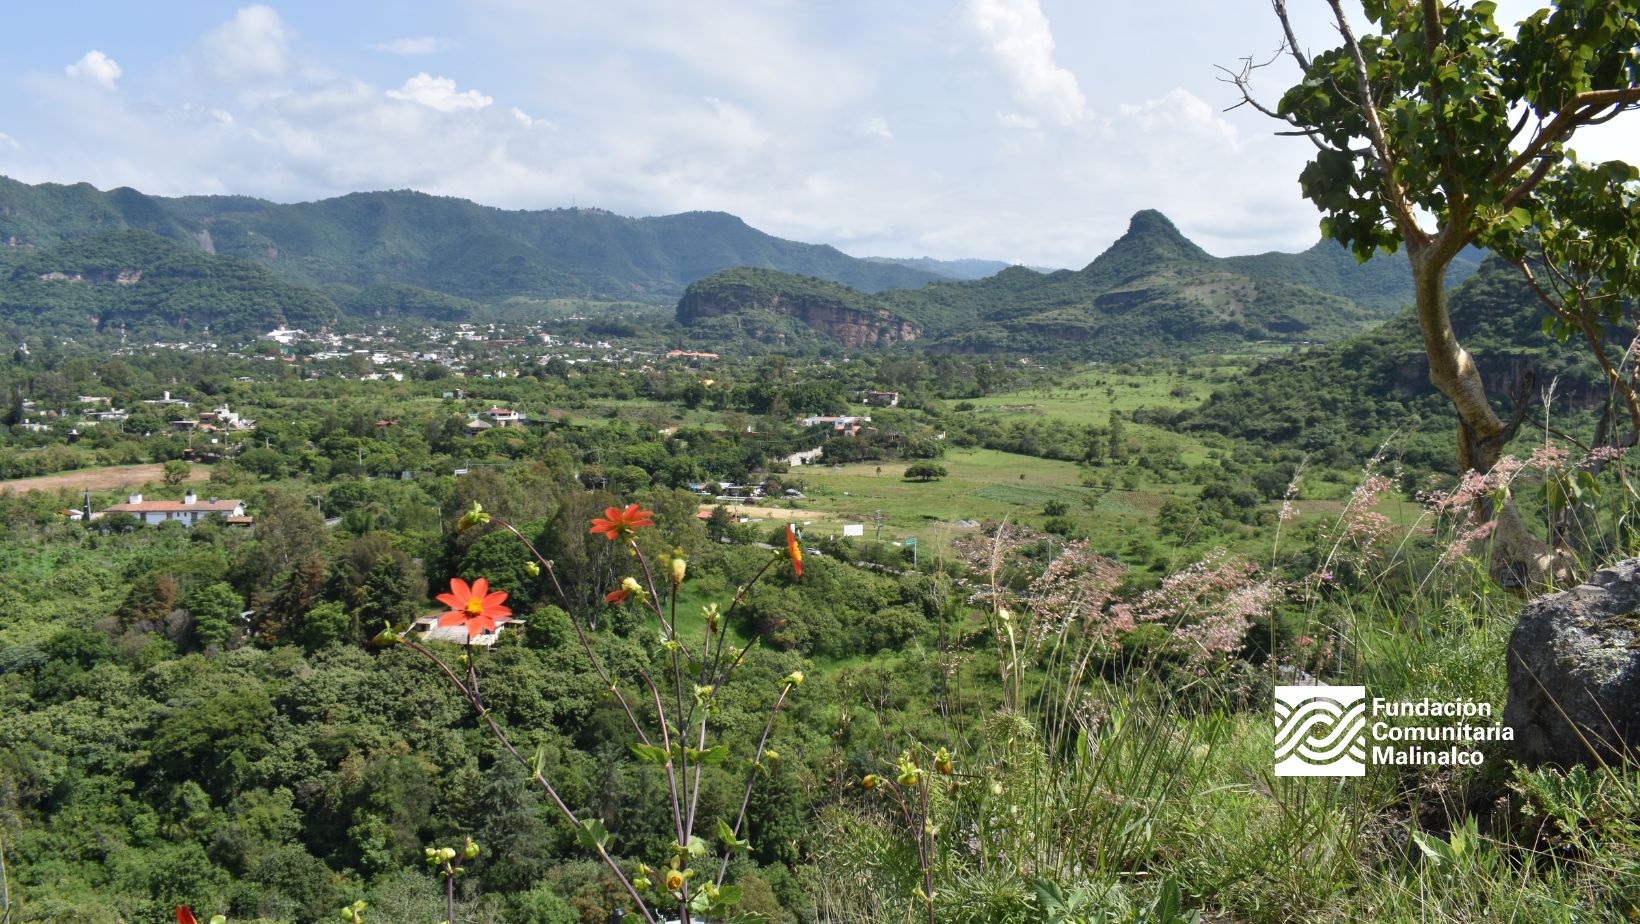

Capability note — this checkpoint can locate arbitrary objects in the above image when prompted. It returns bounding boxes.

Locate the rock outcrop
[677,269,921,349]
[1504,559,1640,766]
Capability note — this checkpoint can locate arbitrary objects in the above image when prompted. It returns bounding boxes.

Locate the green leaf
[1410,829,1454,867]
[631,742,671,765]
[575,818,610,854]
[717,817,751,852]
[689,743,730,765]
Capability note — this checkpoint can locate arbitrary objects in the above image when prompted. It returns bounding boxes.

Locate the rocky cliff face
[677,281,921,349]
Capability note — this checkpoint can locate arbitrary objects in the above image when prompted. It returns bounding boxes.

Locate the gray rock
[1504,559,1640,766]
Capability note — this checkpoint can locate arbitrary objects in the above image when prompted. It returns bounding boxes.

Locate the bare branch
[1216,47,1333,151]
[1272,0,1311,71]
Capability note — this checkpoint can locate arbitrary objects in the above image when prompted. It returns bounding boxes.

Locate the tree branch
[1492,89,1640,191]
[1326,0,1428,245]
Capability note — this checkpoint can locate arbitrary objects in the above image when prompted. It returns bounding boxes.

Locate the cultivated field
[0,462,210,496]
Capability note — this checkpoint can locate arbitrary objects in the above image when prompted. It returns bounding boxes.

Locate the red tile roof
[105,499,242,513]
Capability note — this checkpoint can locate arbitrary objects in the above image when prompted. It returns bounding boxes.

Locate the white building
[483,407,527,427]
[99,491,244,527]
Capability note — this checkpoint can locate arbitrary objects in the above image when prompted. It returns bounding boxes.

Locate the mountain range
[1177,254,1607,466]
[675,211,1483,358]
[0,175,1479,349]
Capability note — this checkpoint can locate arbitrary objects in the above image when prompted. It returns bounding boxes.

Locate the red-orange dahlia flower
[435,577,513,639]
[589,503,656,541]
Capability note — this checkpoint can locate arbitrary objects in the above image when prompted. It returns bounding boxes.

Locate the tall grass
[808,446,1640,923]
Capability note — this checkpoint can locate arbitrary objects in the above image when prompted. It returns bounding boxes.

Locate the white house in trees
[99,491,244,527]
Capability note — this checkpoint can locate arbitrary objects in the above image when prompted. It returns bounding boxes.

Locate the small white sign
[842,523,865,537]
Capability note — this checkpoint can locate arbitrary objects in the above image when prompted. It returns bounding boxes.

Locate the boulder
[1504,559,1640,766]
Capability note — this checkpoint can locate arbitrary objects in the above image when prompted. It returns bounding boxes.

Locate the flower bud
[862,774,880,791]
[525,561,540,577]
[463,837,479,859]
[670,554,687,585]
[622,576,643,596]
[370,623,402,648]
[456,502,490,532]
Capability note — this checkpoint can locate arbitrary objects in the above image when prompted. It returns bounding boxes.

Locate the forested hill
[1177,256,1608,467]
[1224,238,1485,312]
[0,176,947,305]
[679,210,1478,358]
[0,230,337,338]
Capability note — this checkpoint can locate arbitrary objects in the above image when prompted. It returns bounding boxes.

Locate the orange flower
[786,523,803,577]
[176,910,199,924]
[604,578,643,605]
[435,577,513,639]
[589,503,656,541]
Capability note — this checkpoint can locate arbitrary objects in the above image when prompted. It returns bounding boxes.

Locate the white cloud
[386,73,494,112]
[5,1,1342,268]
[966,0,1085,126]
[996,111,1039,131]
[1118,88,1239,148]
[0,132,17,150]
[369,37,446,55]
[201,5,292,81]
[510,106,548,129]
[66,51,121,89]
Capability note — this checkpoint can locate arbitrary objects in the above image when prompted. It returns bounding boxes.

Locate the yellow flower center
[465,598,485,617]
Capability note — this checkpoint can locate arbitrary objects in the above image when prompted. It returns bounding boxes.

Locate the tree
[244,488,328,587]
[1233,0,1640,586]
[904,462,948,482]
[187,581,243,648]
[162,459,191,486]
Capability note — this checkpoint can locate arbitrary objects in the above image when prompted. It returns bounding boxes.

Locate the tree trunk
[1407,244,1574,589]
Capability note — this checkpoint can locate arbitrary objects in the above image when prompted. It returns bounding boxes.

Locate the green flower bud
[456,502,490,532]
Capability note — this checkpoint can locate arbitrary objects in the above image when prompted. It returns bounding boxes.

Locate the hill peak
[1081,208,1213,277]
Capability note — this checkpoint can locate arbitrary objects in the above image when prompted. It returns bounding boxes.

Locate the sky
[0,1,1633,269]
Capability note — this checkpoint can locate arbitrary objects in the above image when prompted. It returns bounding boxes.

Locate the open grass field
[0,461,210,497]
[961,358,1261,427]
[775,449,1180,556]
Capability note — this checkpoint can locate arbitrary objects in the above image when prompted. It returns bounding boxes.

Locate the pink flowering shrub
[953,526,1270,673]
[1109,549,1277,670]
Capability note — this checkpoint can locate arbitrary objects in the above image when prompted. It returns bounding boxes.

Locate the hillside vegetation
[680,211,1482,357]
[0,230,337,337]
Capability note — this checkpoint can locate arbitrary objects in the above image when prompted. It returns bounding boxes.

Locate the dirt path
[0,463,211,495]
